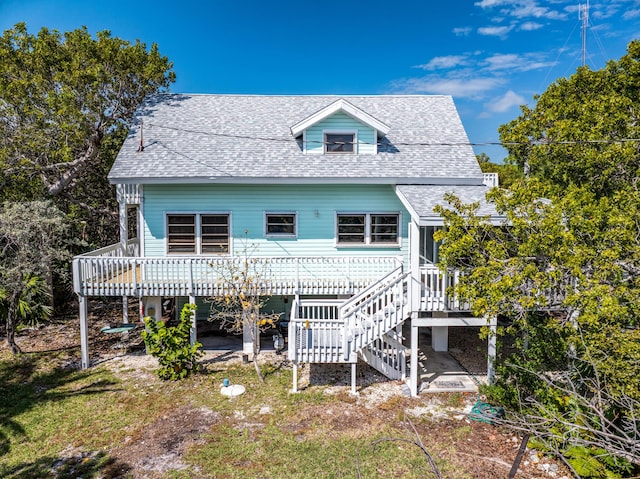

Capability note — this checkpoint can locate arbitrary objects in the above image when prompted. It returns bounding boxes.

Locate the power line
[145,122,640,148]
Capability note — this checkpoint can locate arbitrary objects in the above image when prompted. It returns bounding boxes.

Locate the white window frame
[324,130,358,154]
[265,211,298,238]
[166,212,231,255]
[335,212,401,247]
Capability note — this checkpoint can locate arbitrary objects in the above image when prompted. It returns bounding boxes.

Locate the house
[72,94,502,396]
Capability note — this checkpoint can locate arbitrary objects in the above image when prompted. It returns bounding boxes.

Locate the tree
[435,41,640,475]
[0,201,69,354]
[499,40,640,198]
[207,235,282,382]
[435,182,640,474]
[0,23,175,247]
[476,153,523,189]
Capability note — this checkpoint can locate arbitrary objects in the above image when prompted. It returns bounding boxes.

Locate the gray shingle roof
[396,184,502,222]
[108,94,484,184]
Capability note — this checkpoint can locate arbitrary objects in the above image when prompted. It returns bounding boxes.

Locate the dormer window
[324,132,355,154]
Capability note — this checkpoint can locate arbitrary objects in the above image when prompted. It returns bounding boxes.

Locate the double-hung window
[336,213,399,246]
[167,213,229,254]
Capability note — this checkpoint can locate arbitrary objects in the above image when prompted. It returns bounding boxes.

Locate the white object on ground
[220,384,246,397]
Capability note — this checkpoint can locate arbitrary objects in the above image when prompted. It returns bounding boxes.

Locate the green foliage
[436,44,640,471]
[0,275,52,328]
[476,152,524,189]
[0,201,69,353]
[499,40,640,198]
[0,22,175,249]
[141,304,203,380]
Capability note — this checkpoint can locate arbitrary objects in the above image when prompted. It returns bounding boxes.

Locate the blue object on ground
[100,323,137,334]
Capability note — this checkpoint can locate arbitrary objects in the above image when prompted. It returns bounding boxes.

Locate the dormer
[290,99,390,155]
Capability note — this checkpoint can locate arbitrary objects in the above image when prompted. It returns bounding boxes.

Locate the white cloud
[414,55,470,70]
[474,0,511,7]
[475,0,567,21]
[484,53,521,70]
[482,52,557,72]
[391,76,504,99]
[478,25,514,38]
[453,26,473,36]
[623,9,640,19]
[485,90,526,113]
[519,21,544,30]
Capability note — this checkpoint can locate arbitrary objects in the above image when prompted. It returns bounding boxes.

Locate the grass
[0,350,487,479]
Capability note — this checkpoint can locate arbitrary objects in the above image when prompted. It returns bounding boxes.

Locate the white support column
[410,319,419,396]
[408,221,421,313]
[292,362,298,393]
[431,326,449,352]
[79,295,90,369]
[350,362,357,395]
[122,296,129,324]
[119,197,128,324]
[487,316,498,384]
[189,295,197,346]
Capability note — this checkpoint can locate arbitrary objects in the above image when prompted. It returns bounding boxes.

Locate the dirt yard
[2,300,571,479]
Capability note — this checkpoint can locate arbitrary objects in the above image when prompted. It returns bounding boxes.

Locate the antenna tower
[579,1,589,66]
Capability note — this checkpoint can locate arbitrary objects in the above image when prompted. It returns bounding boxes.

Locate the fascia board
[290,99,390,137]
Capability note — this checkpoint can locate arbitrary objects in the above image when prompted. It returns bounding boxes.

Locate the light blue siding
[142,184,408,260]
[305,112,376,155]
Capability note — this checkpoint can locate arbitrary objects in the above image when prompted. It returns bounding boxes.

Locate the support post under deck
[79,295,89,369]
[189,295,197,346]
[410,318,419,396]
[350,362,357,395]
[292,362,298,393]
[487,316,497,384]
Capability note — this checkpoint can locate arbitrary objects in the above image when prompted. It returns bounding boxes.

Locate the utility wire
[145,122,640,148]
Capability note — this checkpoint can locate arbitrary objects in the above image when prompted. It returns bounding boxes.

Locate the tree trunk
[6,293,22,354]
[252,321,264,382]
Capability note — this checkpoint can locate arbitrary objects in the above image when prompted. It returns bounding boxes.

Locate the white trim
[334,211,402,247]
[111,177,485,186]
[264,211,298,238]
[323,129,358,155]
[302,130,307,155]
[139,185,145,255]
[290,98,390,137]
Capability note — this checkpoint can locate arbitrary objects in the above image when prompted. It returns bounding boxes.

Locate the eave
[290,98,390,138]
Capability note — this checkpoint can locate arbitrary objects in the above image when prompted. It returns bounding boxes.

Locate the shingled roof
[108,94,484,185]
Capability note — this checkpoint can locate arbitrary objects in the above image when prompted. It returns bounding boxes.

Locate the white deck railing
[72,242,473,312]
[483,172,499,187]
[288,299,346,363]
[72,243,401,297]
[116,184,141,205]
[419,265,469,311]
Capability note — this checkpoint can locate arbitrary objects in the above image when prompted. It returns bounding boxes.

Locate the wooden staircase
[288,266,411,383]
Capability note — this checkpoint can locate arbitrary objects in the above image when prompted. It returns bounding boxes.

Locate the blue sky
[1,0,639,161]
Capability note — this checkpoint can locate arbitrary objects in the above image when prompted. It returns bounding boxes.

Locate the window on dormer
[324,132,355,154]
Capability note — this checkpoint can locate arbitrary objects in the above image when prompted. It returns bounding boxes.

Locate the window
[336,213,399,246]
[371,214,399,244]
[201,215,230,253]
[167,214,196,253]
[419,226,440,264]
[324,132,355,154]
[167,213,229,254]
[266,213,296,237]
[337,215,365,243]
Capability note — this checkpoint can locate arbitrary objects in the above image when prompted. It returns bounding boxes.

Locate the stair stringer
[339,272,411,361]
[359,327,407,380]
